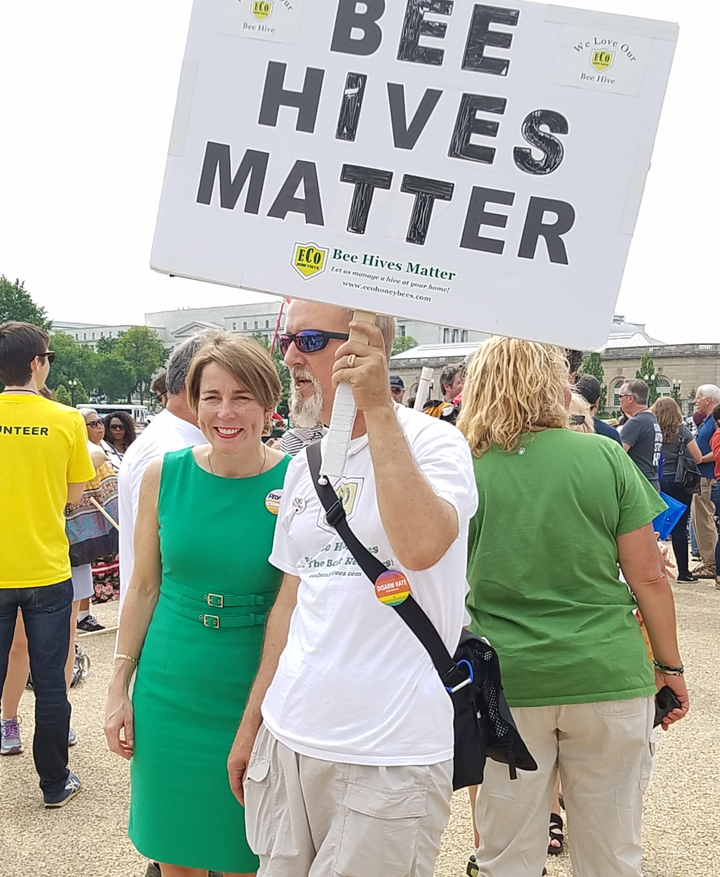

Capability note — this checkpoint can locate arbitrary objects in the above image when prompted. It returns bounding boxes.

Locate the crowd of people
[2,309,712,877]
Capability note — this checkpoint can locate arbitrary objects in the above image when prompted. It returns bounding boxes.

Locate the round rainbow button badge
[375,570,411,606]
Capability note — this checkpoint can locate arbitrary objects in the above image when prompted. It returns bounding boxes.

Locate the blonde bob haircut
[186,333,282,415]
[457,336,569,457]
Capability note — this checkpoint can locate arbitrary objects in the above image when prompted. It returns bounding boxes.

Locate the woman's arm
[228,572,300,804]
[89,443,107,469]
[687,438,702,464]
[104,458,163,759]
[617,523,689,729]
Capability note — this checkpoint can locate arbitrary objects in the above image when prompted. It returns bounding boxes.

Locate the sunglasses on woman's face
[86,420,104,428]
[277,329,350,357]
[110,423,125,430]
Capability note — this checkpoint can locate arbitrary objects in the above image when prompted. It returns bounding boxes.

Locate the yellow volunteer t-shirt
[0,394,96,588]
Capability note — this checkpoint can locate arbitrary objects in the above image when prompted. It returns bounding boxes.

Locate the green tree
[95,353,137,402]
[69,380,89,405]
[115,327,167,404]
[96,333,122,354]
[636,352,659,405]
[45,332,97,394]
[0,276,51,329]
[391,335,418,357]
[252,333,291,416]
[54,380,88,406]
[55,384,71,406]
[580,352,607,416]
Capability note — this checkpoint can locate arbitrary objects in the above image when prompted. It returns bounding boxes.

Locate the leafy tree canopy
[391,336,418,356]
[0,277,51,330]
[45,332,97,393]
[95,353,137,403]
[54,385,71,406]
[96,333,122,354]
[115,327,167,404]
[580,352,607,416]
[54,380,88,407]
[636,352,660,406]
[40,328,164,403]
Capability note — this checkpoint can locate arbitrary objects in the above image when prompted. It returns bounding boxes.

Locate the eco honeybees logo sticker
[590,49,614,72]
[251,1,272,21]
[292,243,328,280]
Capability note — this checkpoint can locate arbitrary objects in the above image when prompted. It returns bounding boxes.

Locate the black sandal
[548,812,564,855]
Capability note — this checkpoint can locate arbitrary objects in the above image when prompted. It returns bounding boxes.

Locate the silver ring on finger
[348,354,356,368]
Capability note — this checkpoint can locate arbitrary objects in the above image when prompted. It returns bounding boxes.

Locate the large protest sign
[151,0,677,348]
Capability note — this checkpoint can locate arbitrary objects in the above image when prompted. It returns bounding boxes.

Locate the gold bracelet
[115,653,139,665]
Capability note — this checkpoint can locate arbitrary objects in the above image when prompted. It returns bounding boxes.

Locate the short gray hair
[697,384,720,404]
[620,379,649,406]
[166,331,222,395]
[337,309,396,363]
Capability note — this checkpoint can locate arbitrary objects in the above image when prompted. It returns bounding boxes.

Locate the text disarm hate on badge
[375,570,411,607]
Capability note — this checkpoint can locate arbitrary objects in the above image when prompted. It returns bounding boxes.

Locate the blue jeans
[659,475,692,578]
[0,580,73,795]
[711,483,720,575]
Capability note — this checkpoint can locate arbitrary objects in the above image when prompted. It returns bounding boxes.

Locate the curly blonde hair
[457,337,570,456]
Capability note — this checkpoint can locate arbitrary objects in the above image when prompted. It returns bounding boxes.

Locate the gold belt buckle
[206,594,224,608]
[202,614,220,628]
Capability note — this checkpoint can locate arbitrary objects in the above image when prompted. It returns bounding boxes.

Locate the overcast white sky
[0,0,716,344]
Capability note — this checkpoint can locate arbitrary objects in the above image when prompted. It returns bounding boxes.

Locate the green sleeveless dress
[129,446,290,872]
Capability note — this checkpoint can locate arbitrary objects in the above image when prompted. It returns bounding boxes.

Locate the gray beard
[290,384,324,429]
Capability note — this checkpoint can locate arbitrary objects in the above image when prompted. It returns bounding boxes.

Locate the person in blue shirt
[575,375,622,444]
[690,385,720,577]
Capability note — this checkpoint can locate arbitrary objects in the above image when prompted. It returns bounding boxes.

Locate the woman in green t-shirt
[457,337,688,877]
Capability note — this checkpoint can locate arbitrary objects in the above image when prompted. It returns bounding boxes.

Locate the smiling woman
[186,333,282,479]
[105,332,290,877]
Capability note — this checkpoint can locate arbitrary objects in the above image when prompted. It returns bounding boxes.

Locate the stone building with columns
[56,307,718,416]
[389,315,720,415]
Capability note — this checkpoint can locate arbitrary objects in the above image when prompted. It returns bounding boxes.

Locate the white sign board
[151,0,678,349]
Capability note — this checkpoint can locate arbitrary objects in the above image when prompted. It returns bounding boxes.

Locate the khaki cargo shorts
[244,723,453,877]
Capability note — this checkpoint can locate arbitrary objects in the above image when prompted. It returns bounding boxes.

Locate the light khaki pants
[474,697,655,877]
[243,723,453,877]
[691,477,718,565]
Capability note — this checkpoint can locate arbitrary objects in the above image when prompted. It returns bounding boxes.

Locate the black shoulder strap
[306,441,463,688]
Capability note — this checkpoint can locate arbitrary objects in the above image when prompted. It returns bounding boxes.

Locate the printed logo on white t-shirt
[317,477,364,531]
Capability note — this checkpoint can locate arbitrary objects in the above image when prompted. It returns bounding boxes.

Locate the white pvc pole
[320,310,376,481]
[413,367,434,411]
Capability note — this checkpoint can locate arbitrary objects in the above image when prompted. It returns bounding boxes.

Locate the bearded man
[228,300,477,877]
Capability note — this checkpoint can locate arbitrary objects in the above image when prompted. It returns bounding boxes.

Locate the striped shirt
[279,427,328,457]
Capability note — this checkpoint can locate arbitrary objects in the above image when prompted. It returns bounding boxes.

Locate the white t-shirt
[264,405,478,766]
[117,409,205,609]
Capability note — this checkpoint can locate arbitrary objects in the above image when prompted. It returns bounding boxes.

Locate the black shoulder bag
[675,432,701,495]
[306,441,537,789]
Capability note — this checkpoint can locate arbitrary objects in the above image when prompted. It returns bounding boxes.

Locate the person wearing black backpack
[651,397,703,583]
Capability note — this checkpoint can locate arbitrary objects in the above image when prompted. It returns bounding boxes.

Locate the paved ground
[2,577,719,877]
